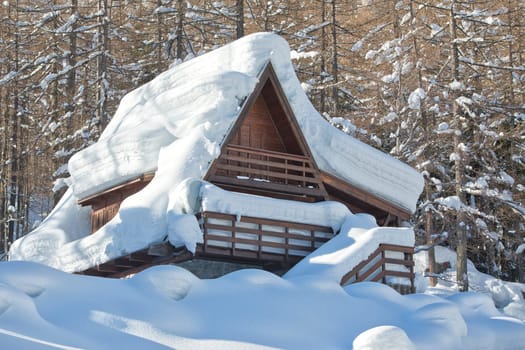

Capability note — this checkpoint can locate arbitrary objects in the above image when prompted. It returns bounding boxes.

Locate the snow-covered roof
[9,33,423,273]
[68,32,423,214]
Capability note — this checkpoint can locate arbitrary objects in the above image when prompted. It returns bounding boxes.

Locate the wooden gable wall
[205,63,329,202]
[230,93,287,153]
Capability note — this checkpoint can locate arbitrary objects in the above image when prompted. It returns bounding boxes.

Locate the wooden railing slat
[200,211,334,264]
[204,223,330,243]
[383,257,415,267]
[209,175,326,197]
[340,244,415,292]
[372,270,386,282]
[379,243,414,253]
[226,144,311,162]
[355,257,385,282]
[215,163,322,185]
[205,233,317,252]
[220,154,316,174]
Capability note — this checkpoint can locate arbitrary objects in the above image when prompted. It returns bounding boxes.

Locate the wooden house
[77,62,418,290]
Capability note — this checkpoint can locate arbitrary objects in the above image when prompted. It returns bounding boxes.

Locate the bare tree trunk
[97,0,109,132]
[52,0,78,206]
[176,0,185,60]
[0,2,8,254]
[454,134,468,291]
[320,0,327,114]
[7,0,21,249]
[449,0,468,292]
[507,0,515,103]
[236,0,244,39]
[156,0,163,69]
[393,0,402,155]
[425,181,437,286]
[331,0,338,116]
[67,0,78,108]
[409,0,436,285]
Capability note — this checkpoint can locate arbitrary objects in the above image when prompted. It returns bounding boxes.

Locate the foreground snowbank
[415,246,525,322]
[1,261,524,350]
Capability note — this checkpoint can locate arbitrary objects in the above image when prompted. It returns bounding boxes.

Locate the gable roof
[68,33,423,214]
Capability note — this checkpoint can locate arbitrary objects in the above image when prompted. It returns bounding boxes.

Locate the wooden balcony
[340,243,415,293]
[197,211,334,266]
[207,145,328,201]
[80,211,414,295]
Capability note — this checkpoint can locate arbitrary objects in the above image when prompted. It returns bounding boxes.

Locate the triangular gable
[224,62,312,156]
[206,62,328,202]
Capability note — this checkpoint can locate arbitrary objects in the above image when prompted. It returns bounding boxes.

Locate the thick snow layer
[10,32,422,273]
[69,32,422,210]
[200,182,350,232]
[1,261,524,350]
[7,188,91,266]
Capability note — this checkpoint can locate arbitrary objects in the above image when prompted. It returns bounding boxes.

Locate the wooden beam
[321,171,411,220]
[214,183,319,203]
[78,172,154,206]
[209,174,326,197]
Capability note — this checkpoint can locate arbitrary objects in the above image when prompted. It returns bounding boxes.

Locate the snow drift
[0,261,524,350]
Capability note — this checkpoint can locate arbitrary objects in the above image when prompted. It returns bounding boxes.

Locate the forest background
[1,0,524,285]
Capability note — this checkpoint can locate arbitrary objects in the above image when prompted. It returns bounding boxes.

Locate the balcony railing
[198,211,334,263]
[207,145,327,199]
[340,243,415,293]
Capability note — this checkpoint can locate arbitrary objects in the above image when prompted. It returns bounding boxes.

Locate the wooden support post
[232,217,236,256]
[381,248,387,284]
[257,223,262,259]
[285,227,289,260]
[203,214,208,253]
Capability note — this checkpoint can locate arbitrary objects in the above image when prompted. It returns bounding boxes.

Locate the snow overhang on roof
[68,32,423,214]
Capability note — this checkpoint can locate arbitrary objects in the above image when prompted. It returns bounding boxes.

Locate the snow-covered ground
[1,246,524,350]
[414,246,525,323]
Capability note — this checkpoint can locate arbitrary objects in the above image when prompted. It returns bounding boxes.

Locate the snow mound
[1,261,524,349]
[353,326,416,350]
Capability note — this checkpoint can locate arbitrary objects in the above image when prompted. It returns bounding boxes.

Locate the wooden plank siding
[79,174,153,233]
[230,94,287,153]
